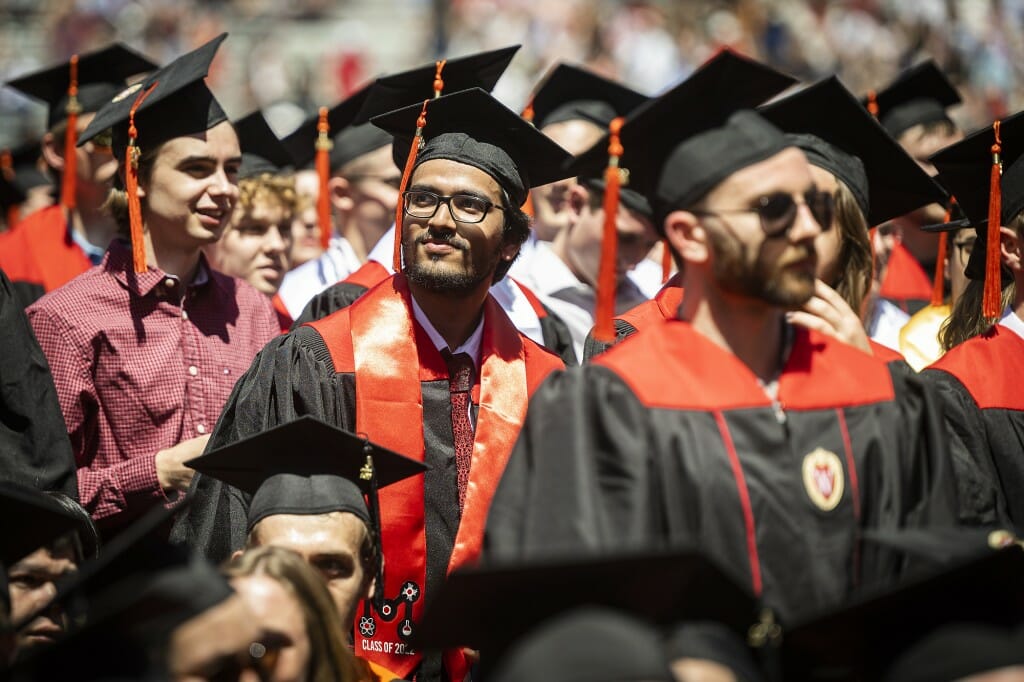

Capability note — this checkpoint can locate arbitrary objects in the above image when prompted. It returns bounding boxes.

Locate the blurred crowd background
[2,0,1024,149]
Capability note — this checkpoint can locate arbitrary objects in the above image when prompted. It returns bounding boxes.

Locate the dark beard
[708,225,815,308]
[402,229,499,294]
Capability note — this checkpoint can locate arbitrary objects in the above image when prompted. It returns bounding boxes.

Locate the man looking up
[485,51,959,623]
[175,87,571,681]
[0,44,157,308]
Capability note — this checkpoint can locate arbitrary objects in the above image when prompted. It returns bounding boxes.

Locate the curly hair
[236,173,297,215]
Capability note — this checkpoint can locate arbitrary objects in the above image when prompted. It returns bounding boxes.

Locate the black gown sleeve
[537,301,579,367]
[483,365,663,562]
[581,319,640,363]
[0,268,78,498]
[291,282,369,329]
[170,326,355,562]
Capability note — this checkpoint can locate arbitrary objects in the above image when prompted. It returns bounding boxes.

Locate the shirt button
[181,310,189,321]
[164,278,176,288]
[188,365,198,376]
[197,424,207,435]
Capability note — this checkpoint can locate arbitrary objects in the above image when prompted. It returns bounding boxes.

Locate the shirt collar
[998,306,1024,342]
[410,294,484,368]
[68,225,107,266]
[105,239,214,297]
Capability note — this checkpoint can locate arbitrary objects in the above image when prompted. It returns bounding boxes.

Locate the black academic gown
[922,323,1023,532]
[294,279,579,366]
[0,268,78,498]
[484,319,959,624]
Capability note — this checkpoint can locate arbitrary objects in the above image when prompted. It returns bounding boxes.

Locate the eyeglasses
[691,190,835,239]
[403,190,505,224]
[953,237,975,263]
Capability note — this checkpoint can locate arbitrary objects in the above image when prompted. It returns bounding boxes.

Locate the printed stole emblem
[801,447,844,511]
[358,581,421,640]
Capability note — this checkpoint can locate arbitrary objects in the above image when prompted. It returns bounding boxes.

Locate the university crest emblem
[802,447,844,511]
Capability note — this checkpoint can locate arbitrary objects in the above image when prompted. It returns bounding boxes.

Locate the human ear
[40,133,63,171]
[328,176,354,212]
[663,210,709,265]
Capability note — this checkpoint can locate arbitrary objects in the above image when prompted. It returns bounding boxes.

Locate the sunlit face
[71,111,119,201]
[139,120,241,255]
[897,122,964,229]
[530,119,606,242]
[337,144,400,248]
[288,170,323,269]
[207,198,291,295]
[250,512,372,629]
[809,165,842,286]
[8,544,77,657]
[565,187,659,289]
[699,147,823,308]
[401,159,519,295]
[230,575,311,682]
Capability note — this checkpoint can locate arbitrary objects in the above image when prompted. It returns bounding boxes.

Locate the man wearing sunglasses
[175,87,571,682]
[485,52,958,625]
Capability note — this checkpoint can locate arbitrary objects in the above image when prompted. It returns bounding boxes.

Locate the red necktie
[442,350,475,512]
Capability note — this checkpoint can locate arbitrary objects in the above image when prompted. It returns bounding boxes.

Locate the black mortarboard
[865,60,962,139]
[281,83,384,171]
[760,77,947,227]
[7,142,52,193]
[568,49,797,222]
[0,481,82,568]
[233,110,294,179]
[185,415,426,532]
[360,45,520,121]
[527,63,649,129]
[79,33,230,160]
[373,87,574,207]
[413,549,758,675]
[489,607,675,682]
[0,167,27,213]
[882,623,1024,682]
[5,43,158,128]
[781,545,1024,681]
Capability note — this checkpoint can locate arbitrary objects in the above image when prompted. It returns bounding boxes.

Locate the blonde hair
[224,546,360,682]
[831,180,873,318]
[237,172,297,214]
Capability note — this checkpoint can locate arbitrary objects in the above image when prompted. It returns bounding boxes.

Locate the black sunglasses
[692,190,835,239]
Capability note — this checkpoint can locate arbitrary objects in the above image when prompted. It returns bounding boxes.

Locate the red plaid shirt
[27,240,279,530]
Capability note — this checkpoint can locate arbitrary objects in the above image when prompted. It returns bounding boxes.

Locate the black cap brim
[865,60,962,138]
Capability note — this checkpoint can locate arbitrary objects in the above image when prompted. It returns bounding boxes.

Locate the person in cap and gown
[484,50,959,625]
[204,110,297,333]
[174,87,570,681]
[0,44,158,309]
[25,35,280,538]
[921,111,1024,533]
[0,142,55,231]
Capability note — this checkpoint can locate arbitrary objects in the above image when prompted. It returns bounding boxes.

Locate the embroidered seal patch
[802,447,844,511]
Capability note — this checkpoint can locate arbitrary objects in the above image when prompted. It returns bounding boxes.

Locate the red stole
[880,242,932,304]
[344,259,391,289]
[0,206,91,293]
[309,275,532,680]
[271,293,293,334]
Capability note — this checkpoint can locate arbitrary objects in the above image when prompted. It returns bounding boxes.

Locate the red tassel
[660,239,672,284]
[315,106,333,250]
[594,116,625,343]
[866,89,879,118]
[984,120,1003,319]
[930,198,954,307]
[61,54,80,211]
[521,97,535,125]
[126,82,158,274]
[432,59,447,98]
[393,100,430,272]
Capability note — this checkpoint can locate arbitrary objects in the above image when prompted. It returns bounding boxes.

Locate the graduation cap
[524,62,649,129]
[412,549,760,676]
[0,481,84,570]
[6,141,52,193]
[232,110,294,180]
[372,86,574,270]
[780,545,1024,681]
[928,109,1024,317]
[864,60,962,139]
[6,43,158,213]
[360,45,520,120]
[185,416,426,610]
[79,33,231,275]
[567,48,797,343]
[280,82,381,170]
[760,76,947,227]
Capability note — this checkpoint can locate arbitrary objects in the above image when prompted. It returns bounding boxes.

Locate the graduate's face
[230,575,311,682]
[206,192,292,295]
[402,159,520,294]
[288,170,323,269]
[699,147,823,308]
[531,119,606,242]
[332,143,400,249]
[140,121,241,254]
[250,512,373,630]
[7,544,77,658]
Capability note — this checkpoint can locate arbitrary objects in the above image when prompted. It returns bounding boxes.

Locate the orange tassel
[594,116,625,343]
[521,192,534,218]
[315,106,333,250]
[661,239,672,283]
[521,97,535,125]
[393,100,430,272]
[61,54,80,211]
[984,121,1003,319]
[125,82,158,274]
[930,198,955,307]
[866,89,879,118]
[432,59,447,98]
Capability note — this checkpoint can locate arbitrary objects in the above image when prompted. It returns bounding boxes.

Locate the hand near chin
[786,279,872,354]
